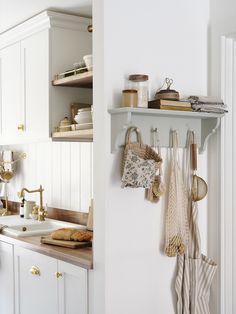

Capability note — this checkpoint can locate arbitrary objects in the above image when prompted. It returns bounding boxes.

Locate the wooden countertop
[0,233,93,269]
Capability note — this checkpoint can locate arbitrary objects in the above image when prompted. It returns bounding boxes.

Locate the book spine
[160,105,193,111]
[160,100,192,107]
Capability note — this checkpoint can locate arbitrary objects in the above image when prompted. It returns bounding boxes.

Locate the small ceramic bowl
[74,113,92,123]
[74,115,92,124]
[83,54,93,71]
[74,109,93,124]
[78,107,91,112]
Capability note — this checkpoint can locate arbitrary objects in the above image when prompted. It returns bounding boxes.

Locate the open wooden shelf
[52,71,93,88]
[52,129,93,142]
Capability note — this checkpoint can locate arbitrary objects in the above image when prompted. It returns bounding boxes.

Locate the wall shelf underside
[52,129,93,142]
[108,108,224,153]
[52,71,92,88]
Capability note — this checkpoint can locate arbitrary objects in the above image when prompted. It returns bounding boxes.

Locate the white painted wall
[93,0,210,313]
[1,142,93,212]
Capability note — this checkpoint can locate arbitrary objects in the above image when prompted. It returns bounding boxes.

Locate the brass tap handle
[55,272,63,279]
[38,210,48,222]
[17,124,25,131]
[30,266,40,276]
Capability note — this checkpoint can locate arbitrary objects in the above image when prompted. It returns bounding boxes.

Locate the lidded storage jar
[129,74,149,108]
[155,78,179,101]
[122,89,138,107]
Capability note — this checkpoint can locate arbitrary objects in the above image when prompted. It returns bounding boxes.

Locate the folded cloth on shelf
[184,95,224,105]
[181,95,228,113]
[189,95,224,105]
[192,104,228,114]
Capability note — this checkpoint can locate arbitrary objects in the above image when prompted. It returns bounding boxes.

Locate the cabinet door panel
[21,30,49,139]
[0,241,14,314]
[0,43,23,137]
[58,261,88,314]
[14,247,58,314]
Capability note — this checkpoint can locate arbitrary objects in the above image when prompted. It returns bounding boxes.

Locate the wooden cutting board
[41,236,92,249]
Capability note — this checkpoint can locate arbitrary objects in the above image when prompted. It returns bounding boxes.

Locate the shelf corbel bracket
[110,111,133,153]
[200,117,221,153]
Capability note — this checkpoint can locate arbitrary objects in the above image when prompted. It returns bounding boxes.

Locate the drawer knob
[17,124,25,131]
[55,272,63,279]
[87,25,93,33]
[30,266,40,276]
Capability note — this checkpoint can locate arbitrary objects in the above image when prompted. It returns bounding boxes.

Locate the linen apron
[175,199,217,314]
[175,130,217,314]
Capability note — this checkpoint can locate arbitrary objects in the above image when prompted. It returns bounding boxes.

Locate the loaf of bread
[51,228,92,242]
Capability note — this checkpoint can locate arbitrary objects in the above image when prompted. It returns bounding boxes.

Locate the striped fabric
[175,202,217,314]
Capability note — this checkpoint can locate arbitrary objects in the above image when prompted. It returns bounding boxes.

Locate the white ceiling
[0,0,92,33]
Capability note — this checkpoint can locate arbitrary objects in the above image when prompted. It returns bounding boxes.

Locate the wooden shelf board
[52,129,93,142]
[52,71,93,88]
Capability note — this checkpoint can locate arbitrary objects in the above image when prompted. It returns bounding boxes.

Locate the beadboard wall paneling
[37,142,52,206]
[70,142,81,210]
[52,141,61,208]
[4,142,93,213]
[81,143,93,211]
[61,142,71,209]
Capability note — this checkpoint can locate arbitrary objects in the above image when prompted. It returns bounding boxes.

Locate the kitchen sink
[0,215,86,237]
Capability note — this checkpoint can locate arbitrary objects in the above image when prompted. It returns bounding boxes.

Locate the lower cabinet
[14,247,58,314]
[58,261,88,314]
[14,246,88,314]
[0,241,14,314]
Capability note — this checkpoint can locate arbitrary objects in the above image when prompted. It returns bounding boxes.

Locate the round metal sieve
[191,134,208,202]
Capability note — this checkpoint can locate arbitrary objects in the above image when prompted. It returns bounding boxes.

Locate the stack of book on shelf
[148,99,192,111]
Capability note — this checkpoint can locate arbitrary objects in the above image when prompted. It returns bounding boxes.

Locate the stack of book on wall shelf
[148,99,192,111]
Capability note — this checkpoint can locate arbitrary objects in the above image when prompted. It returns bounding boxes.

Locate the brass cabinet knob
[17,124,25,131]
[30,266,40,276]
[55,272,63,279]
[87,24,93,32]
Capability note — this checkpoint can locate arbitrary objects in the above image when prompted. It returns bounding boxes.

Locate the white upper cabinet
[21,30,49,140]
[0,10,92,144]
[0,42,23,139]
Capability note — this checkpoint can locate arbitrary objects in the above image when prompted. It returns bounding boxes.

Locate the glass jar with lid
[129,74,149,108]
[122,89,138,107]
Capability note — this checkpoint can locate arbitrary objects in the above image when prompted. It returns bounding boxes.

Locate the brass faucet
[19,185,47,221]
